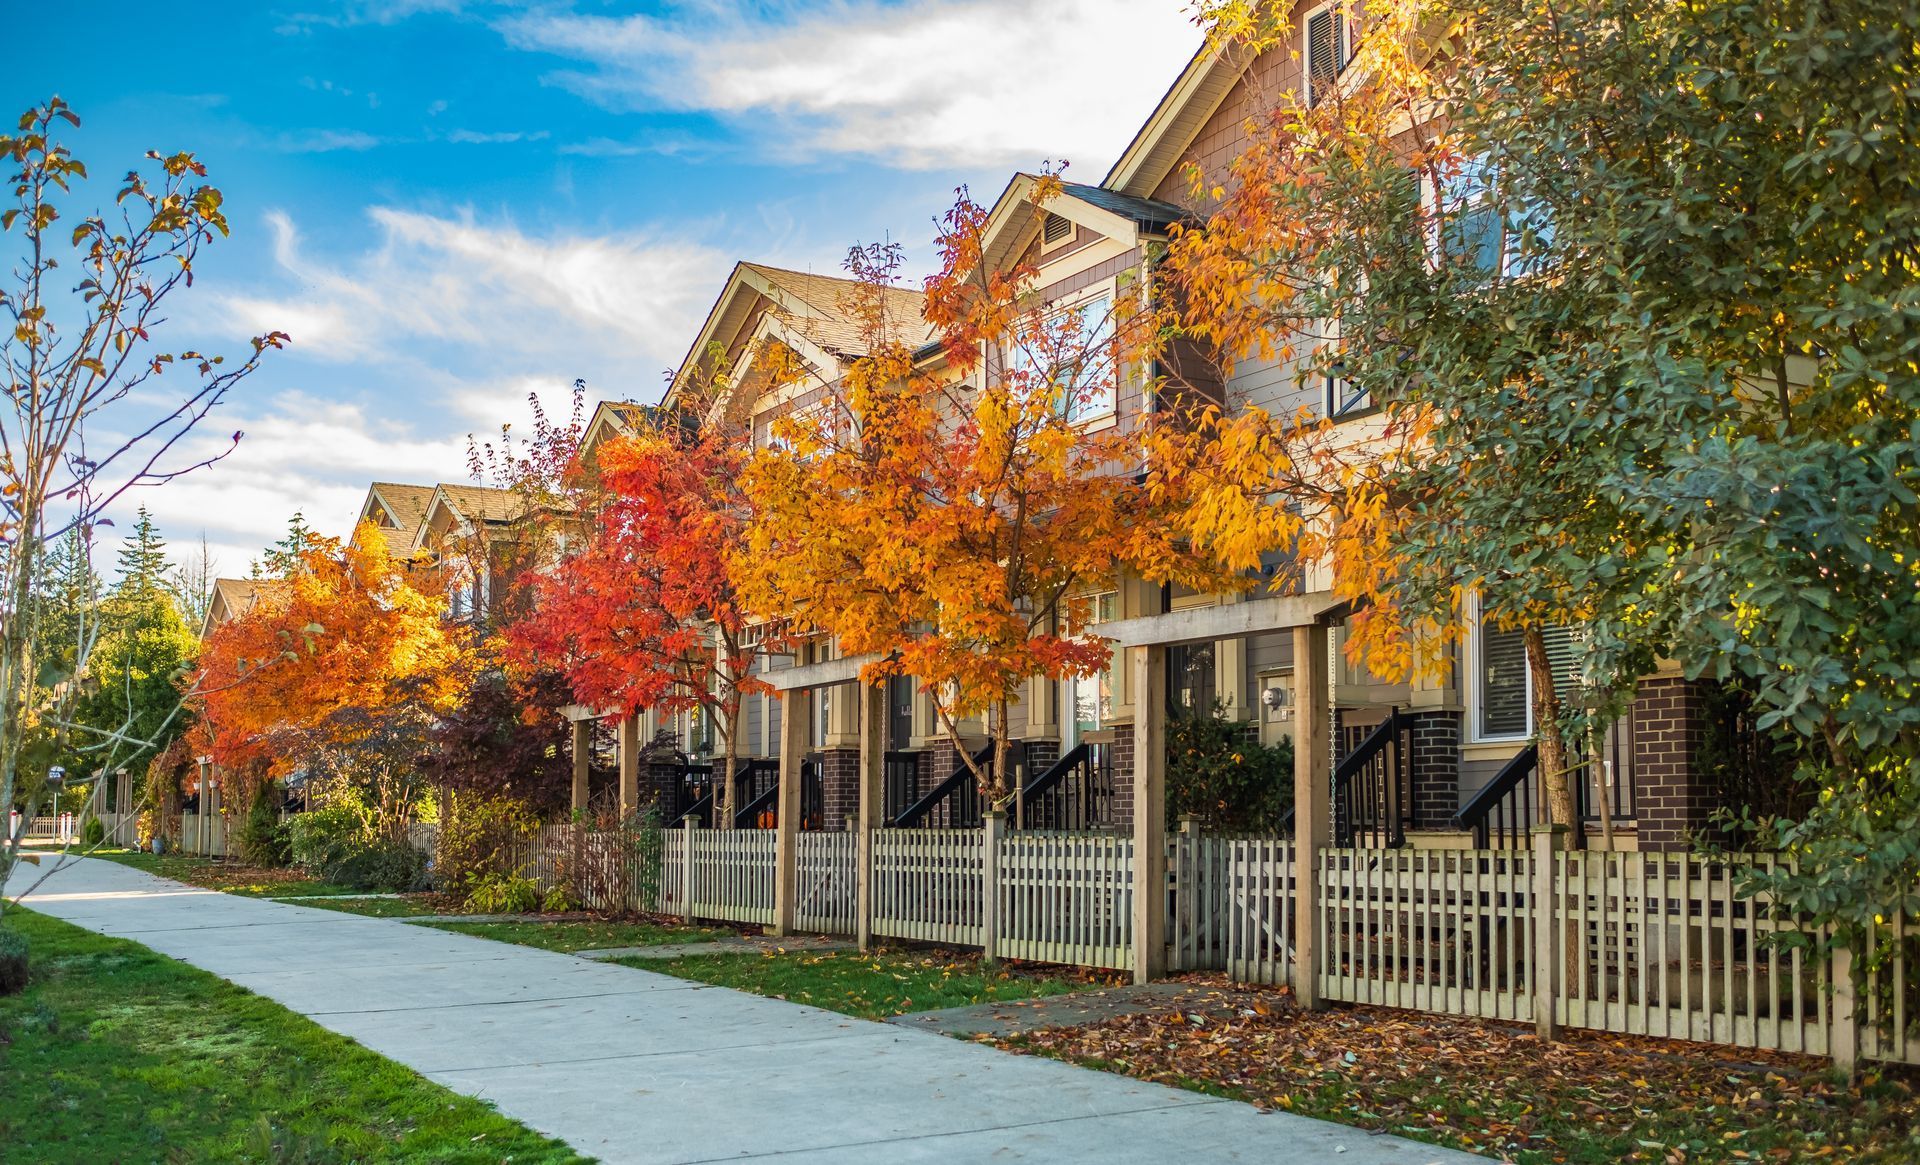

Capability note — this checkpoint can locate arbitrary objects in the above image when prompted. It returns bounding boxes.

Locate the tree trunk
[991,699,1013,808]
[1522,623,1577,845]
[719,703,742,831]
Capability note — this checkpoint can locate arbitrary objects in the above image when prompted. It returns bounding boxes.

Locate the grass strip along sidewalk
[0,908,585,1164]
[90,850,450,916]
[628,946,1120,1021]
[989,978,1920,1165]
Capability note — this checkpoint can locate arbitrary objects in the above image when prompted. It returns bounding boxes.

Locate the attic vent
[1042,212,1072,246]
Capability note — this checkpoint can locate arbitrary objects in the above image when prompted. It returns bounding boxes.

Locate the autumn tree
[195,522,465,836]
[1,100,282,901]
[741,197,1243,805]
[507,385,784,827]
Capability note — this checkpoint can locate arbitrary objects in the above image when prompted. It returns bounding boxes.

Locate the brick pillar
[1109,726,1136,830]
[820,748,860,830]
[1631,677,1714,852]
[1406,710,1461,829]
[645,762,681,818]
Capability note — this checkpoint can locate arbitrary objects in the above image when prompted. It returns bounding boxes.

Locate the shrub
[81,816,105,847]
[329,836,429,893]
[436,793,540,896]
[554,805,663,916]
[0,927,27,996]
[1166,707,1294,833]
[236,790,293,868]
[288,805,364,875]
[466,872,541,914]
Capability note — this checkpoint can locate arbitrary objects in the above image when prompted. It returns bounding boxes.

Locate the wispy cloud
[496,0,1205,170]
[206,206,725,379]
[273,128,382,153]
[445,128,552,144]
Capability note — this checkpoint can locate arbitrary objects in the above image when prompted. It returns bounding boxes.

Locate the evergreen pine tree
[115,507,169,601]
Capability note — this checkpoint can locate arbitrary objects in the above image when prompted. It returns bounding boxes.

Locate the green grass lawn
[635,947,1115,1020]
[90,849,360,897]
[0,907,586,1164]
[287,894,448,918]
[420,918,727,952]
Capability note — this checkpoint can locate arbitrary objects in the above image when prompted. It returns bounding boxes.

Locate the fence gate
[1317,848,1536,1023]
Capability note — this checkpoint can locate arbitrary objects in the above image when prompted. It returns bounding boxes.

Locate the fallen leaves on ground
[988,977,1920,1164]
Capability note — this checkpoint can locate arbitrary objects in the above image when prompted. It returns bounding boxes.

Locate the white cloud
[497,0,1205,170]
[211,206,725,375]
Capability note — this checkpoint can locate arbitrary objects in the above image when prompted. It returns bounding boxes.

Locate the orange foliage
[195,521,468,771]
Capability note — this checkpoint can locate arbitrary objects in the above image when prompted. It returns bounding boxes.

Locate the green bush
[81,817,105,847]
[466,871,541,914]
[288,805,364,874]
[436,793,539,896]
[0,926,27,996]
[236,791,293,868]
[1166,707,1294,833]
[328,837,429,893]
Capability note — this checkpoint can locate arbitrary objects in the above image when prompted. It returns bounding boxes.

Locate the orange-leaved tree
[195,521,468,836]
[740,191,1244,806]
[505,388,786,827]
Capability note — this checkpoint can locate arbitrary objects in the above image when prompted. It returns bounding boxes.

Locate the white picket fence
[8,813,75,843]
[486,821,1916,1070]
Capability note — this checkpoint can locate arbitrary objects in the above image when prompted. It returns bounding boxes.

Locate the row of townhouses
[208,7,1721,861]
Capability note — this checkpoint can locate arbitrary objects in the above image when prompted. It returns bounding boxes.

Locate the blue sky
[8,0,1202,575]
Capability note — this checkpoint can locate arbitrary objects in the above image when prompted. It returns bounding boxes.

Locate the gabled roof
[356,482,436,557]
[202,577,283,640]
[976,174,1188,284]
[669,260,934,410]
[1102,39,1254,199]
[435,484,524,526]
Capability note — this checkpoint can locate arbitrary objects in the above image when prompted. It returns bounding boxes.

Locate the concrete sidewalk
[6,857,1481,1164]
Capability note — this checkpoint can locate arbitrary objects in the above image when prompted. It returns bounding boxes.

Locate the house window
[1010,287,1118,425]
[1170,641,1217,715]
[1067,592,1118,745]
[1318,323,1370,417]
[1471,602,1579,741]
[1432,156,1556,278]
[1304,3,1353,107]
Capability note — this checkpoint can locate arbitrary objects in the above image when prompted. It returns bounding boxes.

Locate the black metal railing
[1452,721,1639,849]
[1018,742,1114,830]
[1332,709,1414,848]
[732,758,782,828]
[892,742,998,828]
[883,751,924,824]
[1453,744,1541,848]
[670,756,823,830]
[666,762,715,826]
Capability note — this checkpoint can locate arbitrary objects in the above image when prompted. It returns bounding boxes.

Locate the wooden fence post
[1175,815,1200,972]
[1831,944,1861,1080]
[1292,622,1331,1008]
[680,818,696,924]
[772,684,809,937]
[982,809,1005,966]
[1531,824,1569,1041]
[1131,645,1168,984]
[856,683,884,953]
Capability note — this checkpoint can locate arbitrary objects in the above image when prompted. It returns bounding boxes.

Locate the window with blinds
[1305,4,1351,107]
[1477,620,1578,740]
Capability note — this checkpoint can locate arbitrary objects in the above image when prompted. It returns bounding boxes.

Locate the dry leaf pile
[989,979,1920,1164]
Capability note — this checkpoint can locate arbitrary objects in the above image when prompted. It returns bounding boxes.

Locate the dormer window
[1041,212,1073,253]
[1304,3,1353,107]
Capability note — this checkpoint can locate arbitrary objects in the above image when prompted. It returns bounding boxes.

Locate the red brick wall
[1631,678,1716,852]
[819,749,859,831]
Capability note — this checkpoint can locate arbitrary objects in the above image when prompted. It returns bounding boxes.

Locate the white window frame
[1466,593,1532,744]
[1422,156,1555,279]
[1303,1,1354,108]
[1316,318,1371,418]
[1011,278,1120,427]
[1063,590,1119,747]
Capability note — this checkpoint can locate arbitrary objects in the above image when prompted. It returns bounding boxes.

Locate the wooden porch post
[856,682,884,952]
[1131,644,1168,984]
[1292,622,1332,1009]
[772,682,810,937]
[617,715,641,819]
[570,718,592,816]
